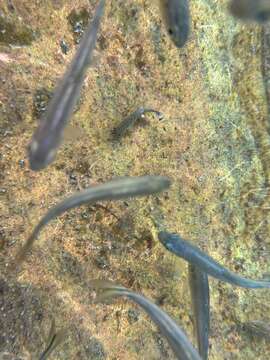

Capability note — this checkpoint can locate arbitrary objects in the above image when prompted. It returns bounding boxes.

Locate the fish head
[167,21,189,48]
[160,0,190,48]
[28,135,57,171]
[158,231,179,251]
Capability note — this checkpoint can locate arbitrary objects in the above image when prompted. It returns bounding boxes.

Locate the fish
[188,264,209,360]
[242,320,270,340]
[112,107,163,140]
[158,231,270,289]
[28,0,105,171]
[159,0,190,48]
[229,0,270,23]
[89,279,202,360]
[39,319,68,360]
[14,176,171,266]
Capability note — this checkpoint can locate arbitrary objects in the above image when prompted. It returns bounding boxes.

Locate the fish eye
[168,28,173,35]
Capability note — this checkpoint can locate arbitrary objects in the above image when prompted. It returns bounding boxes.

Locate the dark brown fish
[112,107,163,140]
[28,0,105,171]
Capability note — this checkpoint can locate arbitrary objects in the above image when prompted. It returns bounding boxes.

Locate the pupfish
[14,176,171,266]
[159,0,190,48]
[158,231,270,289]
[39,319,68,360]
[229,0,270,23]
[90,279,202,360]
[112,107,163,140]
[188,264,209,360]
[28,0,105,171]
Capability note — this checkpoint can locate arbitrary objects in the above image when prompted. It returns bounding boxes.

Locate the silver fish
[188,264,209,360]
[229,0,270,23]
[14,176,171,266]
[159,0,190,48]
[90,279,202,360]
[28,0,105,171]
[158,231,270,289]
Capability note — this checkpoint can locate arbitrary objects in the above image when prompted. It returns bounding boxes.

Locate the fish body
[188,264,209,360]
[90,280,202,360]
[158,231,270,289]
[15,176,171,265]
[28,0,105,171]
[112,107,163,140]
[243,320,270,339]
[159,0,190,48]
[229,0,270,23]
[39,320,67,360]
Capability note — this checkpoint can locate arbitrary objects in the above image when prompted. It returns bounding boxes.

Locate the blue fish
[158,231,270,289]
[188,264,209,360]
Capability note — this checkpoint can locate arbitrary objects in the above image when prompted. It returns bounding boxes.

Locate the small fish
[229,0,270,23]
[14,176,171,266]
[112,107,163,140]
[89,279,202,360]
[158,231,270,289]
[39,319,68,360]
[188,264,209,360]
[28,0,105,171]
[242,320,270,340]
[159,0,190,48]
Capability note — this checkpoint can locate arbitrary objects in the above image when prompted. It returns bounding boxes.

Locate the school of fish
[5,0,270,358]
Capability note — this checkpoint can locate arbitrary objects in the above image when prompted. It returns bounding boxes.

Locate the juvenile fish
[229,0,270,23]
[39,319,68,360]
[159,0,190,48]
[112,107,163,140]
[14,176,171,266]
[242,320,270,340]
[28,0,105,171]
[90,279,202,360]
[158,231,270,289]
[188,264,209,360]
